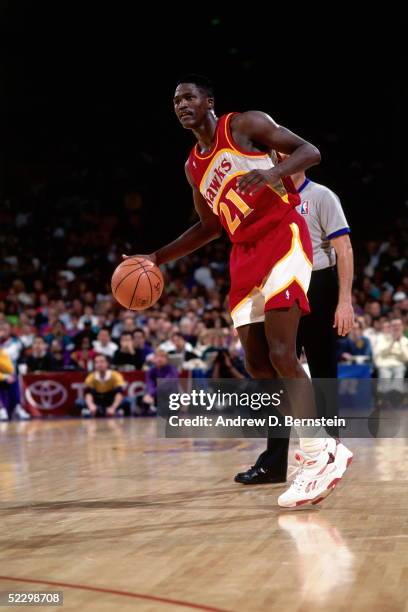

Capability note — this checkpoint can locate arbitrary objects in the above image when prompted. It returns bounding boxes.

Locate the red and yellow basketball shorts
[229,210,313,328]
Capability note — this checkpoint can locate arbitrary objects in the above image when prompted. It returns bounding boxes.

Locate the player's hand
[236,168,281,196]
[122,252,157,264]
[334,302,354,336]
[106,406,116,417]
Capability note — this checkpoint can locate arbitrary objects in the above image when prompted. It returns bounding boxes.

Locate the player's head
[174,74,215,129]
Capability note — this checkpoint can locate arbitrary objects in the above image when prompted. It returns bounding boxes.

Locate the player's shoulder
[230,110,273,130]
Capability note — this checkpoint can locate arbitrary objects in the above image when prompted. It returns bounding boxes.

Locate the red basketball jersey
[187,113,301,243]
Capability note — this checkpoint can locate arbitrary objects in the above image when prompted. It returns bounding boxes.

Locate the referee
[235,169,354,484]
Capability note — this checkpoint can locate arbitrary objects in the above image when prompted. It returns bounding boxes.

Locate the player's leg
[234,322,289,484]
[299,268,339,436]
[264,305,352,508]
[264,304,316,411]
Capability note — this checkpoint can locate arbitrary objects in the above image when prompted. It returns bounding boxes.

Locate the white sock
[299,437,326,456]
[296,426,328,457]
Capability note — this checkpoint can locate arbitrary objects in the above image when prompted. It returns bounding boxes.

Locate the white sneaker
[278,439,353,508]
[287,464,300,481]
[0,407,9,421]
[14,404,31,420]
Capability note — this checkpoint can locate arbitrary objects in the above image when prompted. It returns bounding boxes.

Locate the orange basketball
[111,257,164,310]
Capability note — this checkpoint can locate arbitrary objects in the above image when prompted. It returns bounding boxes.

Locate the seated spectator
[71,337,97,372]
[179,316,198,347]
[197,330,225,366]
[374,318,408,393]
[25,336,55,372]
[49,339,70,370]
[73,320,97,349]
[77,354,130,417]
[78,306,99,330]
[161,332,197,363]
[93,328,118,358]
[141,349,179,415]
[0,321,30,419]
[19,322,36,349]
[44,320,73,350]
[112,332,145,370]
[339,322,373,362]
[0,348,15,421]
[0,322,23,366]
[210,348,246,379]
[194,258,215,290]
[112,315,136,340]
[362,315,382,352]
[133,328,153,361]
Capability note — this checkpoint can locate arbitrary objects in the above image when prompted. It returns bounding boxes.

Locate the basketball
[111,257,164,310]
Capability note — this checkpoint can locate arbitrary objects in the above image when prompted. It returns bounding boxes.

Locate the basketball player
[235,169,354,484]
[124,75,353,507]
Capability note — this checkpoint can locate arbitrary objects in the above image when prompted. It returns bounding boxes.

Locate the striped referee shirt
[296,179,350,271]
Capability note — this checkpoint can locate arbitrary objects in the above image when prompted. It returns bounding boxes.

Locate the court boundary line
[0,575,231,611]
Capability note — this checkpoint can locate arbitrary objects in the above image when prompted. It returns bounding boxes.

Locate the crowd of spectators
[1,167,408,419]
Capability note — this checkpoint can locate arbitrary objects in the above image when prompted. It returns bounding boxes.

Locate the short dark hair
[94,353,109,363]
[120,332,133,340]
[133,328,145,337]
[176,74,214,98]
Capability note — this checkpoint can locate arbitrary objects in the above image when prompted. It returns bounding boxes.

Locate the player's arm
[106,388,124,416]
[123,164,222,266]
[234,111,321,195]
[331,234,354,336]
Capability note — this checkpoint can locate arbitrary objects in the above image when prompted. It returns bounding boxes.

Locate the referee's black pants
[256,266,339,476]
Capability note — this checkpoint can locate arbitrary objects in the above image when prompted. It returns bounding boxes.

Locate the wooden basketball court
[0,419,407,611]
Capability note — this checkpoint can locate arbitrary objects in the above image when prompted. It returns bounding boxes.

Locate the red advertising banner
[20,371,147,417]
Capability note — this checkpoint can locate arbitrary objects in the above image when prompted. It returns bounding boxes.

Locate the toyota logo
[25,380,68,410]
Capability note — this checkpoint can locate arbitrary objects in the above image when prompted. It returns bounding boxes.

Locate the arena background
[3,4,405,248]
[0,5,407,612]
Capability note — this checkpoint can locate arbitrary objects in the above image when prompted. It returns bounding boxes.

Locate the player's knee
[269,345,297,376]
[244,358,273,379]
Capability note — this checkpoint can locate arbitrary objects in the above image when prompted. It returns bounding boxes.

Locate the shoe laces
[291,451,310,491]
[287,464,300,481]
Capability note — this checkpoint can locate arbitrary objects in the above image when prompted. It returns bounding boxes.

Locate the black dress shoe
[234,465,286,485]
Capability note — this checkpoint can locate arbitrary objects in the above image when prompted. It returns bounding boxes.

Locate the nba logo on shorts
[300,201,309,215]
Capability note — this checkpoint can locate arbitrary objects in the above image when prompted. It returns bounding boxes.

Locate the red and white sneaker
[278,439,353,508]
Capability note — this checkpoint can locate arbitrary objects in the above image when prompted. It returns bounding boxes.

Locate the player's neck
[193,114,218,152]
[291,172,307,189]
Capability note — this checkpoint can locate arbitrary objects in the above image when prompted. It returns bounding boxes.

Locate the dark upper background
[2,3,406,251]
